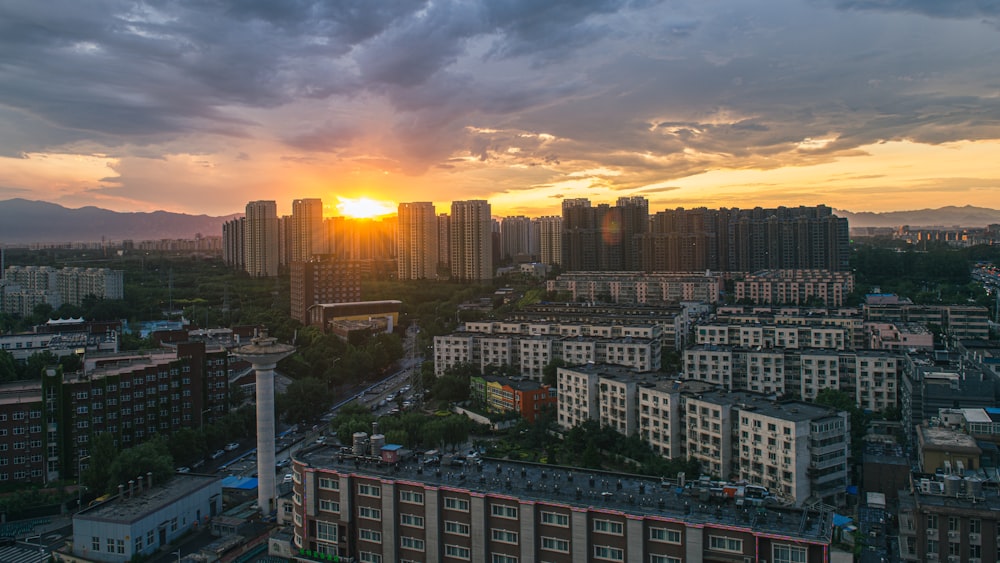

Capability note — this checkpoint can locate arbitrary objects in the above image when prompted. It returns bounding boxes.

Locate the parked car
[176,466,191,473]
[224,442,240,451]
[210,449,225,459]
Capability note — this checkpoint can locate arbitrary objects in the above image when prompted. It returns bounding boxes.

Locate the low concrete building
[71,473,222,562]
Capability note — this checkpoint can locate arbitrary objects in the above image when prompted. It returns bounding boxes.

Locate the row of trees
[329,402,479,454]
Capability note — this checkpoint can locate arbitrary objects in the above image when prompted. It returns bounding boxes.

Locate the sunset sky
[1,1,999,218]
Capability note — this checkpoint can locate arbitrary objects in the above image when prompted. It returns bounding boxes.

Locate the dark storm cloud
[2,0,1000,202]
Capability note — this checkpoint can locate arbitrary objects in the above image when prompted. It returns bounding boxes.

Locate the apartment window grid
[593,544,625,561]
[445,520,471,536]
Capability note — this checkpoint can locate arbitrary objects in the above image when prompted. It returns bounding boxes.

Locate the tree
[105,437,175,494]
[83,432,119,496]
[0,349,16,383]
[278,377,335,426]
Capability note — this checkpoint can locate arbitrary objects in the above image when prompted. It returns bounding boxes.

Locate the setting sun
[334,196,396,219]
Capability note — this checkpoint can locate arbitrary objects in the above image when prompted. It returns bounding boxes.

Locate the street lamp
[78,455,91,510]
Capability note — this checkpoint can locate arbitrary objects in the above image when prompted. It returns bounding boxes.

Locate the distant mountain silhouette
[0,199,241,244]
[836,205,1000,229]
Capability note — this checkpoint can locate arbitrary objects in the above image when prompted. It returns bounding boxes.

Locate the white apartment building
[434,322,662,377]
[556,366,600,430]
[694,321,849,351]
[685,345,902,415]
[637,381,684,458]
[2,265,124,315]
[683,393,734,480]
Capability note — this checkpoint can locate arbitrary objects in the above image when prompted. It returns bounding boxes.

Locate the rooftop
[919,426,982,453]
[76,473,221,524]
[294,444,833,545]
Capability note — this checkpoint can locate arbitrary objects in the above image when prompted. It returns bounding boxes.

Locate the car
[210,449,225,459]
[176,466,191,473]
[224,442,240,451]
[191,459,205,469]
[283,473,293,483]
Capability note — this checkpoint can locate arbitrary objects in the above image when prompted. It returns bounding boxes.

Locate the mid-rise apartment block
[288,445,835,563]
[289,259,362,324]
[734,269,854,307]
[684,345,901,413]
[434,322,662,377]
[555,366,850,506]
[546,271,722,304]
[0,341,231,484]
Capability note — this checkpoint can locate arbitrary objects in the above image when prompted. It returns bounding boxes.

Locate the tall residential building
[244,200,280,277]
[437,213,451,274]
[561,197,649,272]
[639,205,849,273]
[499,216,532,262]
[397,202,439,280]
[450,200,493,282]
[1,266,124,316]
[222,216,245,270]
[291,198,327,262]
[537,215,562,266]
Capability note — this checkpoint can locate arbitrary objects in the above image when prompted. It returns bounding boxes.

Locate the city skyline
[1,1,999,218]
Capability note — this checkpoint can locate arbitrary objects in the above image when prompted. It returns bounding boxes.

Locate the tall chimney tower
[234,332,295,516]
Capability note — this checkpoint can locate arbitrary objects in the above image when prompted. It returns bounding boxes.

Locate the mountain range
[0,199,239,245]
[835,205,999,229]
[0,199,997,245]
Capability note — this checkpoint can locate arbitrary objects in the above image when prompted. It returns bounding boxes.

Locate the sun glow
[335,196,396,219]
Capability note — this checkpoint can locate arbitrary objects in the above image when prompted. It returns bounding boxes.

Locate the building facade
[397,202,439,280]
[289,259,363,324]
[244,200,280,277]
[450,200,493,282]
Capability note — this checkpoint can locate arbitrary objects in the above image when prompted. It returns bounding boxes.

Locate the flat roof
[295,445,833,545]
[919,426,982,452]
[75,474,221,524]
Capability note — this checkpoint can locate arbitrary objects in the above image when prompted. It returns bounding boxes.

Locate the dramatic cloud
[0,0,998,216]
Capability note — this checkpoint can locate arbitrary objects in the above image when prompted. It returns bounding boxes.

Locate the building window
[117,539,124,554]
[92,537,100,552]
[107,538,114,552]
[649,527,682,544]
[359,552,382,563]
[316,521,337,543]
[492,555,517,563]
[358,483,381,497]
[400,513,424,528]
[358,506,381,521]
[541,537,570,553]
[709,536,742,553]
[359,529,382,543]
[445,544,471,560]
[970,518,981,534]
[399,490,424,504]
[445,497,470,511]
[492,529,518,544]
[318,477,339,490]
[319,499,340,513]
[445,521,470,536]
[593,545,625,561]
[491,503,518,519]
[400,536,425,551]
[593,519,624,535]
[773,543,807,563]
[650,556,681,563]
[541,511,569,527]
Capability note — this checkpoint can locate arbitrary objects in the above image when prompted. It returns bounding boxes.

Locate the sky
[1,0,999,219]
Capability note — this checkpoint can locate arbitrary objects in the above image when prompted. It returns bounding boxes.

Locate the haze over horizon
[2,1,999,218]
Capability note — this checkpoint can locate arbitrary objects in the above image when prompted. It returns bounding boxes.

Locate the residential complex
[1,265,123,316]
